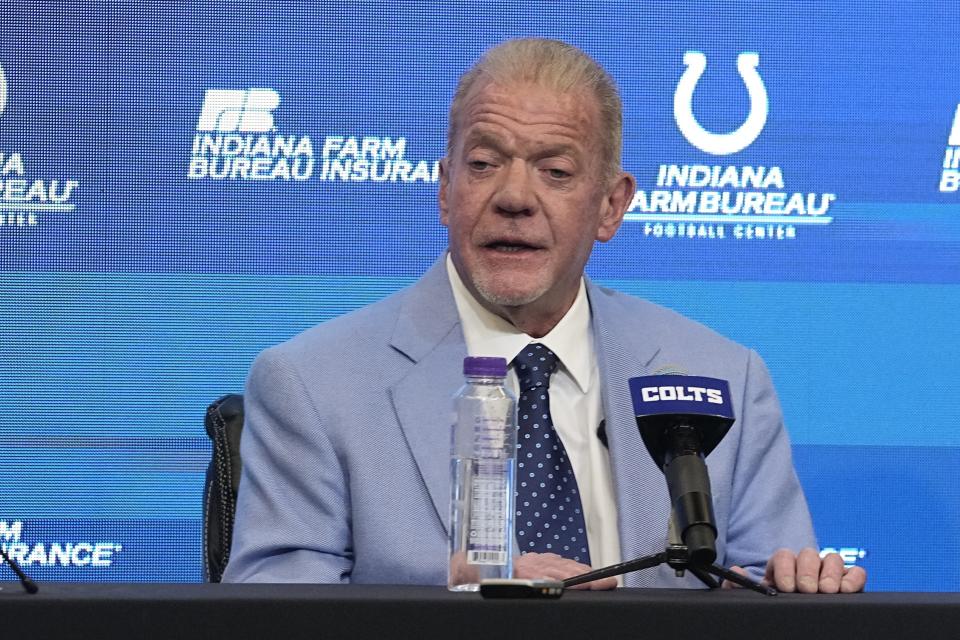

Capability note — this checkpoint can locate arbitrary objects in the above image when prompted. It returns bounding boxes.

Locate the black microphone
[628,375,735,565]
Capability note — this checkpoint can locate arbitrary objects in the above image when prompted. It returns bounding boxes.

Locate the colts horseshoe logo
[674,51,768,156]
[0,64,7,116]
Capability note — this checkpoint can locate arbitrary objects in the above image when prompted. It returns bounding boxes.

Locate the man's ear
[438,158,450,228]
[596,171,637,242]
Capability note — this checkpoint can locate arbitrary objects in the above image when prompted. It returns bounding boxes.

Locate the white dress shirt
[446,255,622,570]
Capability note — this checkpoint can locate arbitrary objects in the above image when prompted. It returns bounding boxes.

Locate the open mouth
[484,241,542,253]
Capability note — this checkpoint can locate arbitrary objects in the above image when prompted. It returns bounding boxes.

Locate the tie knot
[513,343,559,392]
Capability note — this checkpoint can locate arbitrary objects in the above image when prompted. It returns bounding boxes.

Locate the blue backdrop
[1,1,958,590]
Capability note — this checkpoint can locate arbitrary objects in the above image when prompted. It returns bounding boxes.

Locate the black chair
[202,393,245,582]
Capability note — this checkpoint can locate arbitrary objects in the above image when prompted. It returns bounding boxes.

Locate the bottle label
[466,458,509,566]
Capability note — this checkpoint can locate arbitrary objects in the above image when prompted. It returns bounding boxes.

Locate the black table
[1,583,958,640]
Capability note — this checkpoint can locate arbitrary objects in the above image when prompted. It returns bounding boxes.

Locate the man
[224,38,866,593]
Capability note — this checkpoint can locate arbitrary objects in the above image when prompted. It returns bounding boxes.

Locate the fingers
[513,552,576,580]
[841,565,867,593]
[721,565,748,589]
[513,552,616,590]
[817,553,845,593]
[577,575,618,590]
[795,547,822,593]
[765,548,798,592]
[820,553,867,593]
[513,552,589,580]
[763,548,867,594]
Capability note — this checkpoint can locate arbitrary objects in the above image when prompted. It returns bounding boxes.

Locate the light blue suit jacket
[223,259,815,587]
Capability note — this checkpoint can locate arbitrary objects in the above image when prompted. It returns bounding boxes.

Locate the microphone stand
[562,516,776,596]
[575,375,773,595]
[0,545,39,594]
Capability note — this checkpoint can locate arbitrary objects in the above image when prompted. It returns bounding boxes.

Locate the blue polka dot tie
[513,344,591,565]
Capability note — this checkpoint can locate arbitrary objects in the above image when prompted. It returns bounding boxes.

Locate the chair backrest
[202,393,245,582]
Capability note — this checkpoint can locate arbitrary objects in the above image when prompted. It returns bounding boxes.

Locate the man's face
[440,81,633,326]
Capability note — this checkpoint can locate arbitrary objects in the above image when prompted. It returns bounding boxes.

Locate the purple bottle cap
[463,356,507,377]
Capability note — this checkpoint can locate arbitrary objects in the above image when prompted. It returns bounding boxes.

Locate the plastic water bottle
[448,356,517,591]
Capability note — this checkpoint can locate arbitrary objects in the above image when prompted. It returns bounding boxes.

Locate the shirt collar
[445,253,594,393]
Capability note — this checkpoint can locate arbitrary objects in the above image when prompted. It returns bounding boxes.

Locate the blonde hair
[447,38,623,179]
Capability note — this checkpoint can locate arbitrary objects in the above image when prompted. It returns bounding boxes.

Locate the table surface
[2,583,959,640]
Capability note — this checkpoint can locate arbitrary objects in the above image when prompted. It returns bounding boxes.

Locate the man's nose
[492,161,536,216]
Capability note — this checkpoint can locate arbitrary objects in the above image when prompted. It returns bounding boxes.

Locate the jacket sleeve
[722,349,817,578]
[221,347,354,583]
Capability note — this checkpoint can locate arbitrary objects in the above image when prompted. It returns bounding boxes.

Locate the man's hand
[514,552,617,590]
[723,547,867,593]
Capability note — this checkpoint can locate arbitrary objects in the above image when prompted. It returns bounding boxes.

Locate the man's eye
[468,160,492,171]
[547,168,571,179]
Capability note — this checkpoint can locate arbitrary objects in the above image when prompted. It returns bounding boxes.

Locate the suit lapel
[388,258,466,535]
[588,280,673,587]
